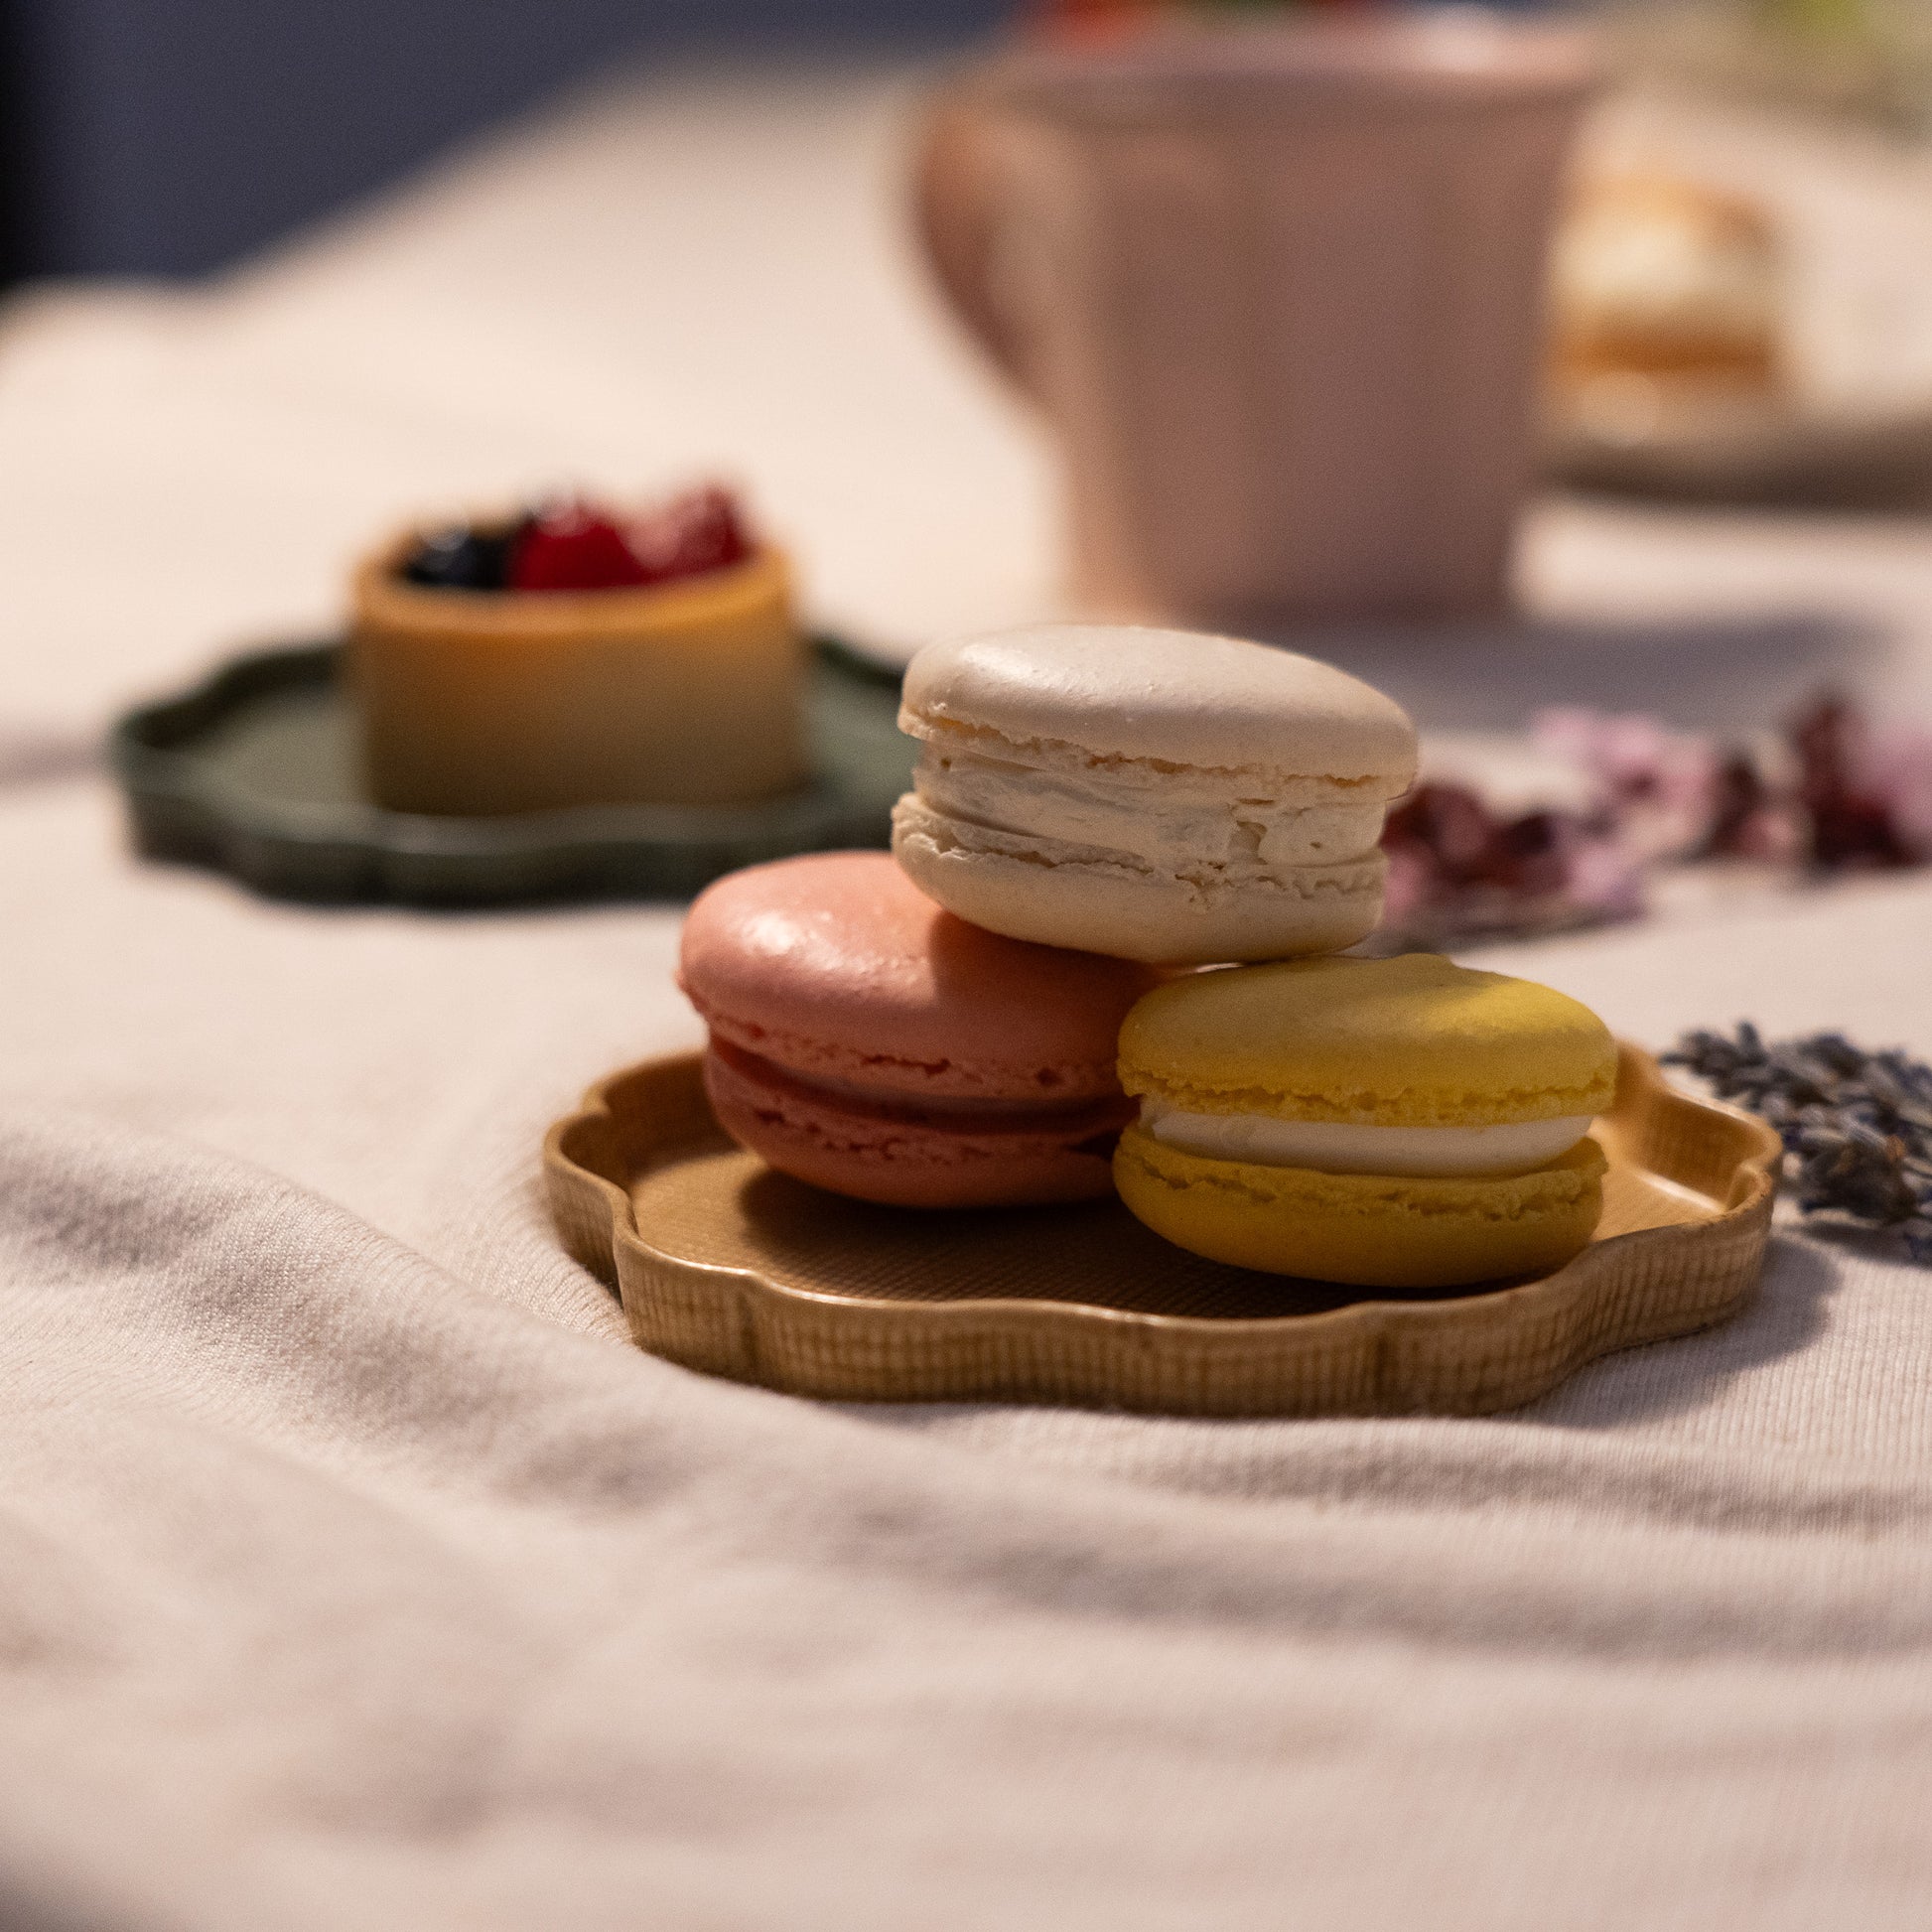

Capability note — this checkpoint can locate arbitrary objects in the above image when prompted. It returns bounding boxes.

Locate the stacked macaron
[1113,954,1615,1287]
[678,622,1618,1286]
[678,851,1159,1209]
[891,624,1416,965]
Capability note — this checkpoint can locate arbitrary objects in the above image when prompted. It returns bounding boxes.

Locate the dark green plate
[109,635,914,906]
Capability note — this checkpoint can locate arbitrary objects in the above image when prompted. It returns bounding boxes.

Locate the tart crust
[350,528,806,814]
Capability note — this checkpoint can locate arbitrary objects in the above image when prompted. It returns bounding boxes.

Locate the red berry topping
[508,501,650,592]
[627,485,753,584]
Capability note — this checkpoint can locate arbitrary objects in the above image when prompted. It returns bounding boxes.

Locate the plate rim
[107,633,904,902]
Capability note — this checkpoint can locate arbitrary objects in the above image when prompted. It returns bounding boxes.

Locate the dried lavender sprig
[1666,1024,1932,1263]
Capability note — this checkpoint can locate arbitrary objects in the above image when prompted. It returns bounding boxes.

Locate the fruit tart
[350,485,806,815]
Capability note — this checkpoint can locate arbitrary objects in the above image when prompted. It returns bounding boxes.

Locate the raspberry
[627,485,752,584]
[508,501,649,592]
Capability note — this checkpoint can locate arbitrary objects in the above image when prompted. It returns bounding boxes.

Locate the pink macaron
[677,851,1163,1208]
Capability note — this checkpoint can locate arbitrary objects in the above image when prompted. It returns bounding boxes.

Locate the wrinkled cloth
[6,791,1932,1930]
[6,57,1932,1932]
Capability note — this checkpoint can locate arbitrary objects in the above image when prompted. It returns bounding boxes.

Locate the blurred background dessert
[1549,171,1784,399]
[350,486,805,814]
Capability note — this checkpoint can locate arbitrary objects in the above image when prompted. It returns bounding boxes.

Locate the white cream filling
[913,746,1389,873]
[1142,1101,1593,1177]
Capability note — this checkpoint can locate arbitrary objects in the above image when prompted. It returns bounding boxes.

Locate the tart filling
[399,485,753,593]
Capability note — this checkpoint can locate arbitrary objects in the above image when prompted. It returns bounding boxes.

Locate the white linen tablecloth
[4,56,1931,1930]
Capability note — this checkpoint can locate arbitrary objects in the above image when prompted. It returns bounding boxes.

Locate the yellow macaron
[1112,953,1618,1287]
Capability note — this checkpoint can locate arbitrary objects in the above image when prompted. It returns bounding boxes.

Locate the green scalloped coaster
[110,635,912,907]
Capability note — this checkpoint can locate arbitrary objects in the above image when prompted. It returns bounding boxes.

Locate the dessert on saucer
[351,484,805,816]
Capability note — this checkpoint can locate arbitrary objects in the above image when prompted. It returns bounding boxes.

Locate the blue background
[0,0,1013,280]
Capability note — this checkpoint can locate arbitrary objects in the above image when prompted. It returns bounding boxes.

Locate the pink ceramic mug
[915,14,1598,625]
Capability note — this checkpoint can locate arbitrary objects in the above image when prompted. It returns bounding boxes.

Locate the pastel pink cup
[916,13,1598,625]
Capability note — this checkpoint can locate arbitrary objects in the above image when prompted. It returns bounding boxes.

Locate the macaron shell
[1113,1127,1607,1286]
[899,625,1418,790]
[1118,953,1618,1125]
[893,797,1387,965]
[679,851,1160,1101]
[705,1044,1124,1209]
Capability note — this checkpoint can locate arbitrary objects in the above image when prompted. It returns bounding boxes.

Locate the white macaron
[890,624,1419,965]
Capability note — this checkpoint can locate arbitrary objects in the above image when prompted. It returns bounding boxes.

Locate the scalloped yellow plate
[544,1043,1781,1417]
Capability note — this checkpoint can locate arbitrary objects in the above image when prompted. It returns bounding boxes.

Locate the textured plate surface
[545,1043,1783,1417]
[109,635,912,905]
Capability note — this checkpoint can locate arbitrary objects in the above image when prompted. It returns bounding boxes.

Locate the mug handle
[912,93,1035,396]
